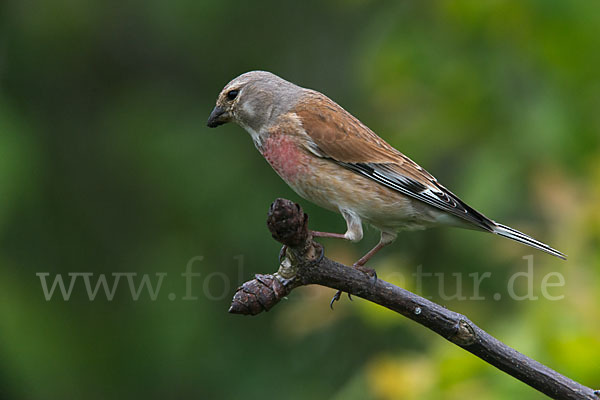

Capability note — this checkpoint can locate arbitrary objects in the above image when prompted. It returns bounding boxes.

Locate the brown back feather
[295,92,437,184]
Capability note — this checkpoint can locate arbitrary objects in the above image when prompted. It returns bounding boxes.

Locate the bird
[207,71,566,301]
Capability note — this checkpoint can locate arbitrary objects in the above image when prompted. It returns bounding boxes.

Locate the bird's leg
[311,231,347,240]
[353,231,397,277]
[330,231,397,309]
[312,209,363,243]
[324,210,364,307]
[352,243,384,282]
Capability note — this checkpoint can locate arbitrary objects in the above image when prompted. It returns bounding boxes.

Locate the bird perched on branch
[208,71,566,301]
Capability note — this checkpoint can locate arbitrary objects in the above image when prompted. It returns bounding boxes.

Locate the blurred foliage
[0,0,599,399]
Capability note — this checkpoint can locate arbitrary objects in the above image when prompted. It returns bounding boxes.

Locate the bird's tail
[492,223,566,260]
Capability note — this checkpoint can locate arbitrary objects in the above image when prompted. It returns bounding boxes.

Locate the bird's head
[207,71,302,136]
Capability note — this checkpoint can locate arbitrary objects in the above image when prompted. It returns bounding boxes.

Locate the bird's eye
[226,90,239,101]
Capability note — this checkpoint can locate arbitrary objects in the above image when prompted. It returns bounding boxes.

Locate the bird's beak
[207,106,229,128]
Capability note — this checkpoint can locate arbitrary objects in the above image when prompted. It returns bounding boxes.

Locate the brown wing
[295,92,436,180]
[294,92,495,231]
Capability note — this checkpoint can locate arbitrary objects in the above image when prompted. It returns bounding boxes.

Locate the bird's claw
[311,243,325,266]
[329,290,352,310]
[354,264,378,284]
[330,264,376,309]
[330,290,342,309]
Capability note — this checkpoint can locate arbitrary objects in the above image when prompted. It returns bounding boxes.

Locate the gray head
[207,71,303,134]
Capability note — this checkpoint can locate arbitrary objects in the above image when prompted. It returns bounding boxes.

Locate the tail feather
[492,223,567,260]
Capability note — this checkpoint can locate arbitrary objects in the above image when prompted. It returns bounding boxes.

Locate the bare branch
[229,198,599,400]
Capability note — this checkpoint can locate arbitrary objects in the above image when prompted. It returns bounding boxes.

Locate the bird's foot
[354,264,378,284]
[330,290,342,309]
[329,290,353,309]
[311,243,325,266]
[330,263,376,310]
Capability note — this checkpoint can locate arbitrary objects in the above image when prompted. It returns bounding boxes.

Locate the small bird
[207,71,566,295]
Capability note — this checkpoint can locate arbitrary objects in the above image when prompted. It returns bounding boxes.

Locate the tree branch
[229,198,599,400]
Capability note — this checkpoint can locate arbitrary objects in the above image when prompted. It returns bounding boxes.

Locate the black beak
[207,106,228,128]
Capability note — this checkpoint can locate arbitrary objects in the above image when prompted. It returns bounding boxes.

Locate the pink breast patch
[261,135,308,183]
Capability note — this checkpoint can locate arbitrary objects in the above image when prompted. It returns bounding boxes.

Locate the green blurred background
[1,1,599,399]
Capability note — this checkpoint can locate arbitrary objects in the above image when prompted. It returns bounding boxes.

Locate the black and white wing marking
[339,162,496,231]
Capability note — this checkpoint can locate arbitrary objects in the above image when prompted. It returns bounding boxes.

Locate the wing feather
[294,93,494,231]
[341,162,494,231]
